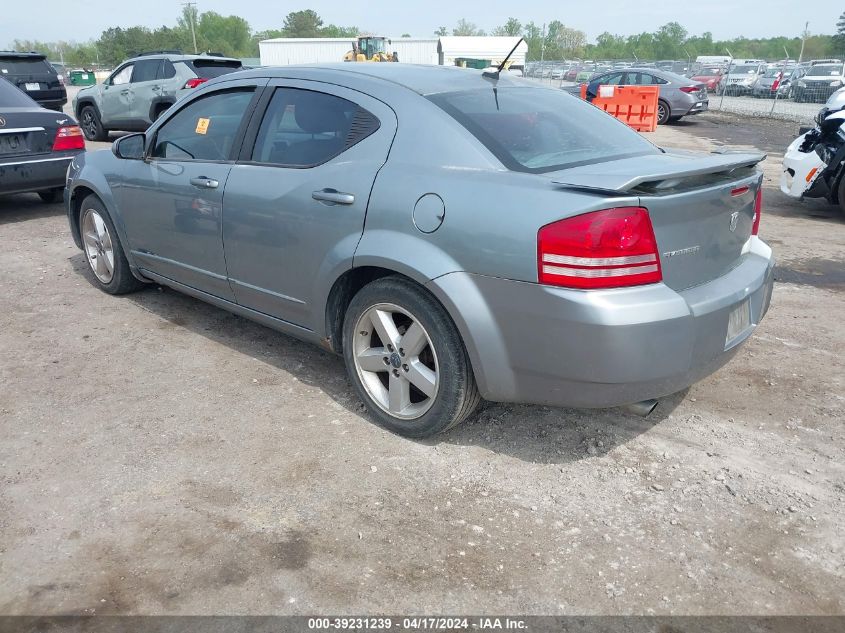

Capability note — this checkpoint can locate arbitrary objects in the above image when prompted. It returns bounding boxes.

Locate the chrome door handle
[312,188,354,205]
[190,177,219,189]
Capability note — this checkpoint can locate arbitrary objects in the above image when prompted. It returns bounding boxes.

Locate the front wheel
[342,276,480,438]
[80,105,107,142]
[80,195,144,294]
[657,100,671,125]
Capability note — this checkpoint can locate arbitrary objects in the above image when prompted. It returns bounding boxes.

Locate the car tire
[837,174,845,217]
[342,276,481,438]
[79,195,144,295]
[657,100,671,125]
[38,188,63,203]
[80,105,108,142]
[152,104,171,122]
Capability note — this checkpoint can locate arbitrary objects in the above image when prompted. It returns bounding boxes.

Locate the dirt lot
[0,111,843,616]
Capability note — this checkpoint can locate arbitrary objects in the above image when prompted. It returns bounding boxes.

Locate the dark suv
[0,51,67,111]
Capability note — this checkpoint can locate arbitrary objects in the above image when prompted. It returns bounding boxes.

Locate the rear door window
[158,59,177,80]
[151,88,254,161]
[250,87,380,167]
[131,59,161,83]
[429,86,658,173]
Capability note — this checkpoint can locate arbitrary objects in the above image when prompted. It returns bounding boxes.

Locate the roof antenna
[483,37,524,80]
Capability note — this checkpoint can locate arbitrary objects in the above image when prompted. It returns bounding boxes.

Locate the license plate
[25,82,40,91]
[726,299,751,345]
[0,133,25,155]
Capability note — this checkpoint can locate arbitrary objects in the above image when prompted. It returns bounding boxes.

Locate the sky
[2,0,841,47]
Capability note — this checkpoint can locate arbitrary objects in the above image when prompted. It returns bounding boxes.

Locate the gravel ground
[0,108,843,616]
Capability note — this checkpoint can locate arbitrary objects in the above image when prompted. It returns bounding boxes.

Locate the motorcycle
[781,108,845,214]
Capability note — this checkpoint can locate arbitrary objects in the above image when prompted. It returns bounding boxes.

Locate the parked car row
[530,57,845,104]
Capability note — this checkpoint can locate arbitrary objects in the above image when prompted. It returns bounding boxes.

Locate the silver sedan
[566,67,709,125]
[65,64,772,437]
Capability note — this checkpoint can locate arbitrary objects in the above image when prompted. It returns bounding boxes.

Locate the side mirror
[112,133,146,160]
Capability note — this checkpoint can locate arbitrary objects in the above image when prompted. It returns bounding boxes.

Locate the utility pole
[799,21,809,63]
[540,23,546,66]
[182,2,198,54]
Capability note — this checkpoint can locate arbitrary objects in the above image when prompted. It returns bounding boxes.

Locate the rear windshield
[0,77,38,107]
[0,57,53,76]
[183,59,242,79]
[809,64,845,76]
[429,86,658,173]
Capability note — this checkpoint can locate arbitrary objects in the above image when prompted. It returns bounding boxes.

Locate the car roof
[125,53,241,64]
[0,51,47,60]
[228,63,531,96]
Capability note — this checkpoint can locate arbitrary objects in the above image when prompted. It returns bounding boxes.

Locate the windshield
[730,65,758,74]
[809,64,844,76]
[428,86,658,173]
[696,67,722,75]
[0,76,38,107]
[763,68,785,78]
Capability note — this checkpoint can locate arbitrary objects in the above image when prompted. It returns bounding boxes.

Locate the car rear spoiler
[550,149,766,195]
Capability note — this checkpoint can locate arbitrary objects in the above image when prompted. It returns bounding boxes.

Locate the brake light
[752,188,762,236]
[680,85,700,94]
[183,78,208,89]
[538,207,662,290]
[52,125,84,151]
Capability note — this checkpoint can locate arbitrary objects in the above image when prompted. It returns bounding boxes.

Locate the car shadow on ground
[0,193,64,226]
[69,254,681,464]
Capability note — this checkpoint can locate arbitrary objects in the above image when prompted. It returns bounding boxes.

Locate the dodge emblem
[729,211,739,232]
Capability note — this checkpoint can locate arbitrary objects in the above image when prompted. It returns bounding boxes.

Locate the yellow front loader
[343,36,397,62]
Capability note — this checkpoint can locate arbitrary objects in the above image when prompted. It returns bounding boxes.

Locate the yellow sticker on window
[195,117,210,135]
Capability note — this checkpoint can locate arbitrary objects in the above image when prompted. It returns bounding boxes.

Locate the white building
[259,38,352,65]
[258,36,523,68]
[437,37,527,67]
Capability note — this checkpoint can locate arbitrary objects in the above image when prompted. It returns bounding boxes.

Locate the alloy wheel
[82,208,115,283]
[352,303,439,420]
[82,110,97,139]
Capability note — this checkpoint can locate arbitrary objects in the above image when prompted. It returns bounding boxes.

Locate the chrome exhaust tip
[623,399,658,417]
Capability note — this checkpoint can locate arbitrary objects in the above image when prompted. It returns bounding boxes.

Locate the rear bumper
[683,100,709,116]
[427,237,774,409]
[0,154,76,196]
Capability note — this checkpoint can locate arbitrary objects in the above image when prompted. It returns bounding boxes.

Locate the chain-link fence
[522,58,838,125]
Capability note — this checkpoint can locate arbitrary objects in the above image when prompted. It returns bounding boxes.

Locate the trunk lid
[546,149,765,291]
[0,109,62,160]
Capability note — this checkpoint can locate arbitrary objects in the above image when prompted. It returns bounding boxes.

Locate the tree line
[6,9,843,68]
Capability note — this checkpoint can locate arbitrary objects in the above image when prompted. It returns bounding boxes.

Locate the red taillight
[538,207,663,290]
[680,85,700,94]
[183,78,208,89]
[52,125,85,151]
[752,188,762,236]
